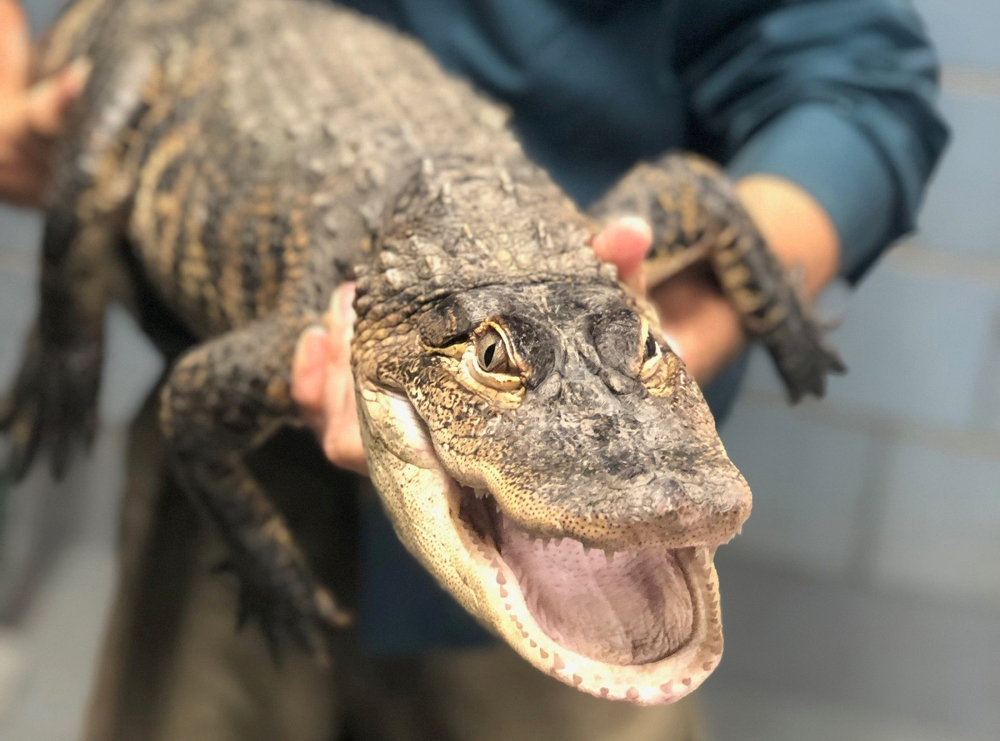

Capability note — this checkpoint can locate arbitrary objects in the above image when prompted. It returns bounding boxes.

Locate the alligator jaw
[458,487,698,666]
[447,481,724,704]
[358,383,726,705]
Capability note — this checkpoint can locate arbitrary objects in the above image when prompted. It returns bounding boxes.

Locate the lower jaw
[450,484,725,705]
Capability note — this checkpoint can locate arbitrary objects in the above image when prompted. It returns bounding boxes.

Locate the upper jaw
[448,457,751,555]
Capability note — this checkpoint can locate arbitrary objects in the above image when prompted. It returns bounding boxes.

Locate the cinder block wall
[713,2,1000,738]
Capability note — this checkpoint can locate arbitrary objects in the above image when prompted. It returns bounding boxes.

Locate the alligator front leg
[0,212,113,481]
[591,152,845,401]
[160,318,352,658]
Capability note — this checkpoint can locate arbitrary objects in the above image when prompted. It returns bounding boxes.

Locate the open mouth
[357,384,727,704]
[458,487,697,666]
[441,477,725,704]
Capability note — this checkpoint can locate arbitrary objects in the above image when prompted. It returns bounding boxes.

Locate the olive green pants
[82,394,703,741]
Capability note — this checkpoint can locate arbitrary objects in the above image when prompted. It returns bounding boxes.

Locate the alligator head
[349,154,752,704]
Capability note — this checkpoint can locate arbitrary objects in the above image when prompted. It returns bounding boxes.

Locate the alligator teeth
[604,548,616,564]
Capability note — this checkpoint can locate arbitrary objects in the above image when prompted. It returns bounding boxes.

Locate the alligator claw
[0,328,102,482]
[215,554,351,663]
[768,317,847,403]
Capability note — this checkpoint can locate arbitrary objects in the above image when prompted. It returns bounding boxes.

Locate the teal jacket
[342,0,949,653]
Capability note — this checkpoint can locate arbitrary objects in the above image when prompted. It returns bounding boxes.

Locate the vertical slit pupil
[484,343,495,367]
[645,334,657,360]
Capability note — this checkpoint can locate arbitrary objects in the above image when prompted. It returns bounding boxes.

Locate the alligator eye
[644,333,658,363]
[475,327,513,374]
[466,324,521,393]
[639,322,662,380]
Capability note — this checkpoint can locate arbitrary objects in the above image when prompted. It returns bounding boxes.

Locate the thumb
[591,216,652,294]
[0,0,30,95]
[25,57,90,137]
[325,281,356,363]
[291,326,332,424]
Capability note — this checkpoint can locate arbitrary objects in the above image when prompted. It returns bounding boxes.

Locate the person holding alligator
[0,0,945,739]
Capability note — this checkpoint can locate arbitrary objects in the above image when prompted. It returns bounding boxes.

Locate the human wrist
[734,174,841,298]
[648,174,841,387]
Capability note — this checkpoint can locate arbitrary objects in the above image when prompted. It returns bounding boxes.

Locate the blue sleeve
[682,0,949,283]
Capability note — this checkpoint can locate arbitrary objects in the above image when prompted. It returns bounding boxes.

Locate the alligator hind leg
[160,318,352,658]
[591,152,845,401]
[2,49,159,479]
[0,201,121,481]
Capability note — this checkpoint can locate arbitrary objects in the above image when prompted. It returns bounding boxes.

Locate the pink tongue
[500,527,693,665]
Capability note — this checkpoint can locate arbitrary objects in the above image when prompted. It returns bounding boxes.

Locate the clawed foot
[0,327,102,481]
[215,555,352,663]
[767,316,846,403]
[761,268,846,402]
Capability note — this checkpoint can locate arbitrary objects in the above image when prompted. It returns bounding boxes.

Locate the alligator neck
[353,150,616,324]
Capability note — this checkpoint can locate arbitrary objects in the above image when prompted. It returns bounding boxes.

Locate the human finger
[26,57,90,137]
[325,281,356,365]
[291,325,332,432]
[320,282,367,473]
[0,0,30,95]
[320,352,368,476]
[591,216,651,294]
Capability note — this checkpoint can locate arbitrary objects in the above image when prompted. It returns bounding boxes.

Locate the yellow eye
[466,324,521,392]
[640,321,662,380]
[476,327,512,374]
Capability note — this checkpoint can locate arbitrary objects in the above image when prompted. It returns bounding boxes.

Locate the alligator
[0,0,843,705]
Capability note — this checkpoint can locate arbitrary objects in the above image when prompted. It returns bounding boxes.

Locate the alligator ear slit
[417,296,474,347]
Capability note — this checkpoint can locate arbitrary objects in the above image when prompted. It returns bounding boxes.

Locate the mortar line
[843,420,896,586]
[739,390,1000,461]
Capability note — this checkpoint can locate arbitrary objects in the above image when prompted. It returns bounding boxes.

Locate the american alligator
[0,0,842,704]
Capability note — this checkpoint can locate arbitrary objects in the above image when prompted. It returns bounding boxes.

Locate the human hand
[292,284,368,475]
[0,0,89,208]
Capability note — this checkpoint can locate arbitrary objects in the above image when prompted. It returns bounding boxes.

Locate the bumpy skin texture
[1,0,839,704]
[590,154,845,401]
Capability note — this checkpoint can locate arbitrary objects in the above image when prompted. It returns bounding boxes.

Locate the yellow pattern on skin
[131,124,195,281]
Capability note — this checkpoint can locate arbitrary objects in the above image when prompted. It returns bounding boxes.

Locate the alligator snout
[460,356,751,551]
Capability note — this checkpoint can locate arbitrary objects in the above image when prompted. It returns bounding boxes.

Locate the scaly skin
[1,0,842,704]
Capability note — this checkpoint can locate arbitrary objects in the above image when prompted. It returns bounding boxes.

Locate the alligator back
[41,0,525,338]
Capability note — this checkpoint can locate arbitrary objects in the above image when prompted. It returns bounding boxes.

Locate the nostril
[583,415,615,439]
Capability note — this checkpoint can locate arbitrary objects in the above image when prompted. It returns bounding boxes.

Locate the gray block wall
[708,2,1000,738]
